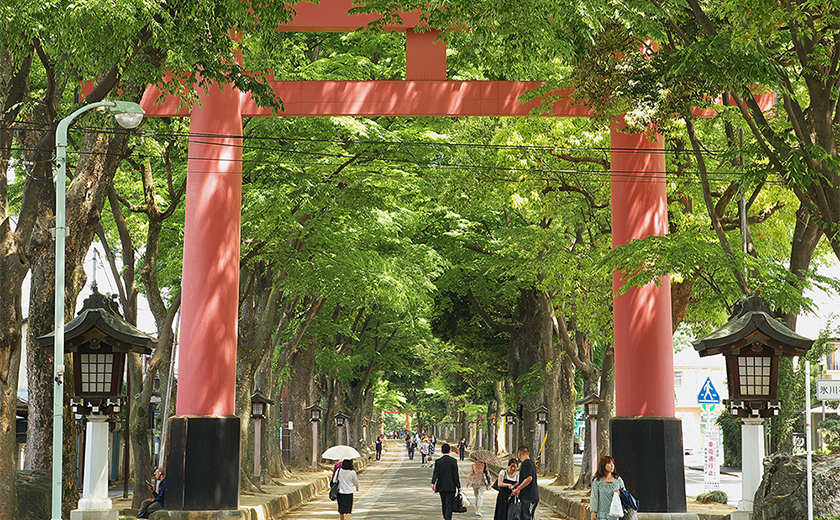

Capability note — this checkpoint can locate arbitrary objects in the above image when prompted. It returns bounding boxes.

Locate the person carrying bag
[507,496,523,520]
[590,455,635,520]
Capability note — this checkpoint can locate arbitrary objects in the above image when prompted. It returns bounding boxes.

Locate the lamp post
[533,405,548,465]
[250,391,274,486]
[306,403,326,470]
[694,294,813,515]
[503,410,517,454]
[38,287,154,520]
[576,394,600,478]
[50,100,144,520]
[334,411,349,445]
[362,417,369,444]
[488,416,497,453]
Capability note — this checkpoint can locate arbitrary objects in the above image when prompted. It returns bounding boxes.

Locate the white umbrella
[321,445,361,460]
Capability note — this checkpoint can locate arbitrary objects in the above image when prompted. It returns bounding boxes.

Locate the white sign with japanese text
[704,429,721,491]
[817,380,840,401]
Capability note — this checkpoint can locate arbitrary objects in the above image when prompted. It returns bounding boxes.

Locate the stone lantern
[503,410,518,454]
[694,294,813,517]
[250,391,274,485]
[38,287,155,520]
[576,394,600,475]
[305,403,326,469]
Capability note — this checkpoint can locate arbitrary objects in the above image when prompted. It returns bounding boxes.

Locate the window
[80,353,114,394]
[738,357,771,396]
[674,371,683,387]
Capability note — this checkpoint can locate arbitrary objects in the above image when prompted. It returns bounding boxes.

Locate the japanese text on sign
[817,380,840,401]
[704,429,721,492]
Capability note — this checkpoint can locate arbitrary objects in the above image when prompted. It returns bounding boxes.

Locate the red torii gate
[130,0,748,514]
[381,410,415,434]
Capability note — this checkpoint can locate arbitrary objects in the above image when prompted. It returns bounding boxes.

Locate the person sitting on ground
[138,467,166,518]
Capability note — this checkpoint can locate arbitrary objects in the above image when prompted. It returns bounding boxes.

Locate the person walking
[375,435,383,460]
[493,458,519,520]
[421,437,431,467]
[431,443,462,520]
[407,436,416,460]
[458,437,467,461]
[466,456,490,516]
[590,456,626,520]
[511,446,539,520]
[332,459,360,520]
[137,468,166,518]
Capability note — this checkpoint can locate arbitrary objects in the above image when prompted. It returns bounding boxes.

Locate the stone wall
[753,452,840,520]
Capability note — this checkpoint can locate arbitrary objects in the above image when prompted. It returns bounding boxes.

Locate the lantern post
[694,295,813,517]
[306,403,325,470]
[49,100,144,520]
[334,411,350,445]
[576,394,600,477]
[38,287,154,520]
[503,410,518,455]
[533,405,548,465]
[250,391,274,486]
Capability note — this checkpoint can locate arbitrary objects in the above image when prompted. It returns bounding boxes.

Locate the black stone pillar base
[166,416,240,511]
[611,416,687,513]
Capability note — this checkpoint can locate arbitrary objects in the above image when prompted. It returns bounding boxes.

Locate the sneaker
[476,513,482,517]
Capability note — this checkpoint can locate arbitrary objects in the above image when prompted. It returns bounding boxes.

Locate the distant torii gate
[131,0,724,514]
[381,410,415,434]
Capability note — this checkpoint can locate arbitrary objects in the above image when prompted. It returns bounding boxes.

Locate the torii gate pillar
[164,80,245,513]
[609,120,686,513]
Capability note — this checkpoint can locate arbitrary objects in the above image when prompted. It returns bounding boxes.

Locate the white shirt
[332,469,360,494]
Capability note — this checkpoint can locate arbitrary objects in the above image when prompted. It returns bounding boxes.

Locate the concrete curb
[238,453,374,520]
[537,485,591,520]
[239,475,331,520]
[537,485,730,520]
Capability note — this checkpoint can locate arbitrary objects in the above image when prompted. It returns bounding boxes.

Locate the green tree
[0,1,294,516]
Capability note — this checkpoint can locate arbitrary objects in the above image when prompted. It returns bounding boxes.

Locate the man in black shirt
[511,446,539,520]
[431,443,462,520]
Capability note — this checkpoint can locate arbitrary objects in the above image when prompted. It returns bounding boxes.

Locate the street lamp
[576,394,600,478]
[306,403,326,469]
[250,391,274,486]
[532,405,548,464]
[488,415,497,453]
[503,410,517,454]
[334,411,349,445]
[694,294,814,514]
[51,100,144,520]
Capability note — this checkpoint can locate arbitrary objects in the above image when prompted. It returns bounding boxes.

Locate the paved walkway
[282,444,564,520]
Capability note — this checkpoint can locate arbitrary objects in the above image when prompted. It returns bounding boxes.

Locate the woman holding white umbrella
[332,459,360,520]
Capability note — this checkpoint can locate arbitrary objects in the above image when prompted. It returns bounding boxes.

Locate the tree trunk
[507,288,551,461]
[288,335,318,470]
[597,344,615,460]
[555,354,576,483]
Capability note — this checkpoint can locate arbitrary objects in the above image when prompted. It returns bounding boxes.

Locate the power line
[6,124,783,185]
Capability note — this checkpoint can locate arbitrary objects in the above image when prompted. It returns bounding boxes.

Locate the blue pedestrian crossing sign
[697,377,720,404]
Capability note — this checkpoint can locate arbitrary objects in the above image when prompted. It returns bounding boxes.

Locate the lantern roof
[250,390,274,405]
[694,294,813,357]
[37,286,156,354]
[575,393,600,407]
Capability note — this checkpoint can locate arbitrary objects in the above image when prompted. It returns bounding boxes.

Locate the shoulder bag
[329,469,340,501]
[507,496,522,520]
